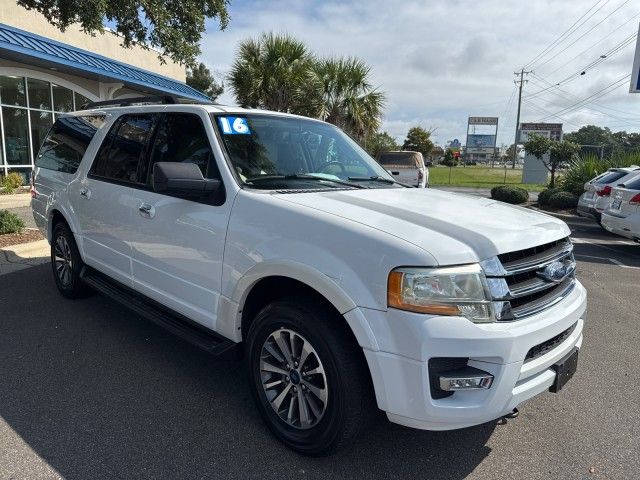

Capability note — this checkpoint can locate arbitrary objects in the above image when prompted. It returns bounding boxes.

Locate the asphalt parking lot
[1,216,639,480]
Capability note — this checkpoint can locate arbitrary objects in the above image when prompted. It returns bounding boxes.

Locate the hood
[274,188,570,266]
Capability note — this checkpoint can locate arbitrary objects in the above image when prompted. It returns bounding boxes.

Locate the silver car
[577,167,640,223]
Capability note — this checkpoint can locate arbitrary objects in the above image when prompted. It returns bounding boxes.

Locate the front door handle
[138,203,155,218]
[79,187,90,198]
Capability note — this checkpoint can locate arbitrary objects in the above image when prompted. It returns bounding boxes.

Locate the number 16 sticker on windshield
[218,116,251,135]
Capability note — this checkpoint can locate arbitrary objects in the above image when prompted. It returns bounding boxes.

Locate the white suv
[31,98,586,455]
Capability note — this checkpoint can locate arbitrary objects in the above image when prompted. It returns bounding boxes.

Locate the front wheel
[246,300,373,455]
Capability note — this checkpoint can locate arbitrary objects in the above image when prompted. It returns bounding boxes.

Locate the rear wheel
[246,300,373,455]
[51,222,92,298]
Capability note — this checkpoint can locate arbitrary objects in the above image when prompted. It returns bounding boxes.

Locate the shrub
[490,185,529,204]
[0,209,25,234]
[560,152,640,196]
[538,187,561,206]
[1,172,24,194]
[547,191,579,210]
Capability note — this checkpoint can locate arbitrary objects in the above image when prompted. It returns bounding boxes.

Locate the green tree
[186,63,224,101]
[365,131,398,158]
[307,57,386,140]
[564,125,614,157]
[229,34,386,140]
[504,144,517,163]
[402,126,434,158]
[549,140,580,187]
[17,0,230,66]
[441,149,457,167]
[229,33,313,113]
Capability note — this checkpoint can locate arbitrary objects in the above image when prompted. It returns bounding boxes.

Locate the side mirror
[152,162,221,198]
[425,161,433,167]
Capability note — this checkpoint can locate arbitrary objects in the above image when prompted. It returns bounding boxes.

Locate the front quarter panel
[221,190,437,341]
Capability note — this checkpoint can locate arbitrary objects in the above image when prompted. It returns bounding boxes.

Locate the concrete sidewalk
[0,239,49,276]
[0,193,31,209]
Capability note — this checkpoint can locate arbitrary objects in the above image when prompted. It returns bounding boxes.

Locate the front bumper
[576,204,600,221]
[601,212,639,241]
[347,280,587,430]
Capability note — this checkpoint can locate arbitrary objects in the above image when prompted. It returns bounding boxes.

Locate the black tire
[51,221,92,299]
[246,299,374,456]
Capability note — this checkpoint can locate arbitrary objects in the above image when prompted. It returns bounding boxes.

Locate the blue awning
[0,23,210,101]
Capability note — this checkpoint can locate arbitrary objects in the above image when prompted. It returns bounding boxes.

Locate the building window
[0,74,96,176]
[2,107,30,165]
[53,84,74,112]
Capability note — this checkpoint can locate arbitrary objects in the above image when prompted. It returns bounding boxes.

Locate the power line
[524,0,608,69]
[525,32,638,100]
[545,11,640,76]
[527,74,640,120]
[521,98,583,128]
[532,0,633,70]
[538,74,631,121]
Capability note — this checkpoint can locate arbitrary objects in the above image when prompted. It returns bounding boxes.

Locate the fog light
[439,367,493,391]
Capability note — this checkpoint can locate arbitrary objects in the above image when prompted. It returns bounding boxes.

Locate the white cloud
[200,0,640,145]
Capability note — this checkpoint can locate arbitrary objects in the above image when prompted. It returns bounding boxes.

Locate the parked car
[577,166,640,223]
[601,174,640,242]
[376,150,428,187]
[32,98,586,455]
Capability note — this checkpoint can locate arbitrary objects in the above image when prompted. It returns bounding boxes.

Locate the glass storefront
[0,75,94,180]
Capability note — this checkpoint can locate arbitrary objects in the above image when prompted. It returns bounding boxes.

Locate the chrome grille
[482,237,576,321]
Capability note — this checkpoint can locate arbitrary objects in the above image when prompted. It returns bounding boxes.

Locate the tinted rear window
[377,152,418,167]
[35,115,105,174]
[92,114,156,184]
[594,171,628,185]
[624,176,640,190]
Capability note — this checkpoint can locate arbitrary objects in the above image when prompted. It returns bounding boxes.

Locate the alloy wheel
[54,235,73,287]
[259,328,328,429]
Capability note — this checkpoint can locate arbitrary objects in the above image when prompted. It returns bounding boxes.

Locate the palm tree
[306,57,386,140]
[229,33,313,113]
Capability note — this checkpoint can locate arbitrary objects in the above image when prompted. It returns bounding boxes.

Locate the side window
[92,114,155,184]
[144,113,216,182]
[35,115,106,174]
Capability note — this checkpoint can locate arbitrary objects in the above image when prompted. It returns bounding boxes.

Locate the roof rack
[79,95,214,110]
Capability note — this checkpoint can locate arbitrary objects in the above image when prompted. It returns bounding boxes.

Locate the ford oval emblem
[537,261,571,283]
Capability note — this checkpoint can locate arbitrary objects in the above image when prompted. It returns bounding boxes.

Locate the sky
[198,0,640,147]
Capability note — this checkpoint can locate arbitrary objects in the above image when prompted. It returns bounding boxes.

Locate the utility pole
[513,68,531,169]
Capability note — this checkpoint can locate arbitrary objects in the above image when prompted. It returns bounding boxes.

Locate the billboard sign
[467,134,496,148]
[631,22,640,93]
[468,116,499,125]
[520,123,563,142]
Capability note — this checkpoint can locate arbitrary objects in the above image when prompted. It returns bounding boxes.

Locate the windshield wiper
[245,174,366,189]
[347,175,411,187]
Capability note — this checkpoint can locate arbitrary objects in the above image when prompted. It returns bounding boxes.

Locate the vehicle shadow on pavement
[0,265,497,480]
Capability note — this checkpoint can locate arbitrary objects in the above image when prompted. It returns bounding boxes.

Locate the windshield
[213,114,395,189]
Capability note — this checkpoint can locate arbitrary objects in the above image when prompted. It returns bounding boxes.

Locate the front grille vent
[525,323,577,362]
[484,237,576,321]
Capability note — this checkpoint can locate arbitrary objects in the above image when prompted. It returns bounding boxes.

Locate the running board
[80,266,240,359]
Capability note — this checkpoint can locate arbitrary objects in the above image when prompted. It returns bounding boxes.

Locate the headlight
[387,265,494,323]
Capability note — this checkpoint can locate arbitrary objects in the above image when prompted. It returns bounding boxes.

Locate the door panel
[74,113,157,286]
[129,112,230,329]
[74,178,137,286]
[129,193,229,327]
